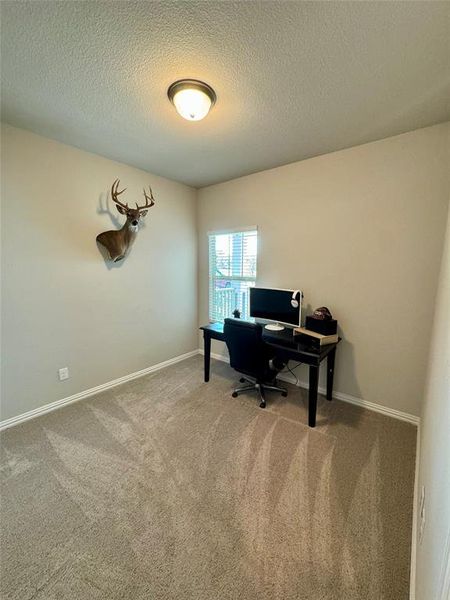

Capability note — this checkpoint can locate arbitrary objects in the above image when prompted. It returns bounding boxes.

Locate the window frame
[207,227,258,323]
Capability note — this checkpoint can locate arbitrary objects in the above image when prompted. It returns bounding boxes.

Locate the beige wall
[2,122,448,423]
[1,124,198,421]
[198,123,450,417]
[415,206,450,600]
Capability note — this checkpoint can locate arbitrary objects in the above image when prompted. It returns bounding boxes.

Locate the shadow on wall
[96,188,148,231]
[296,301,363,416]
[335,325,361,402]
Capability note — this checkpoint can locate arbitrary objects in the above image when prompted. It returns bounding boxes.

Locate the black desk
[200,322,340,427]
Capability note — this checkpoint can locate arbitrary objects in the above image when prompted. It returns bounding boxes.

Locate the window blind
[208,229,257,322]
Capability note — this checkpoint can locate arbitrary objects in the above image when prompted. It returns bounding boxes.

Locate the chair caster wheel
[281,391,288,397]
[232,392,238,398]
[239,378,245,383]
[259,402,266,409]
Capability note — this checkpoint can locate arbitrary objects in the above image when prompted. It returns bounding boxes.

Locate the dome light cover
[168,79,216,121]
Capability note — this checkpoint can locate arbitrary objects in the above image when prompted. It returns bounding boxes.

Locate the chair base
[231,376,287,408]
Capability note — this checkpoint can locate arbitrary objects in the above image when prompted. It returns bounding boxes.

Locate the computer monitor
[249,287,303,331]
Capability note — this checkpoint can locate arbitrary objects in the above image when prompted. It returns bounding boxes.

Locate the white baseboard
[201,349,420,426]
[409,423,421,600]
[439,531,450,600]
[1,348,420,431]
[0,350,199,432]
[203,350,229,363]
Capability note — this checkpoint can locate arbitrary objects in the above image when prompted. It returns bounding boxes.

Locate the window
[208,228,257,322]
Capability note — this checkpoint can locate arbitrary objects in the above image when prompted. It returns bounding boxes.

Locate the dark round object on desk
[312,306,333,320]
[232,392,238,398]
[259,401,266,408]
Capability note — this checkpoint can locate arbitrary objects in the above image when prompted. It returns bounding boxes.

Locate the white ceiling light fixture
[168,79,216,121]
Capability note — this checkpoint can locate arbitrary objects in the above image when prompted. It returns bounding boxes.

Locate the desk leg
[203,332,211,383]
[326,348,336,401]
[308,366,319,427]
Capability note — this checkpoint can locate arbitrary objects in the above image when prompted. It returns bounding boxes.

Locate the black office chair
[223,318,287,408]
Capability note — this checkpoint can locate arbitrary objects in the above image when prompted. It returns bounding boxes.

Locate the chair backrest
[223,318,269,379]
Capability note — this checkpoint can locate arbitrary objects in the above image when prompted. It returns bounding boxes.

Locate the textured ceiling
[1,1,449,188]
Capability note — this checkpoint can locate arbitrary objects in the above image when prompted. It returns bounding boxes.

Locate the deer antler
[111,179,128,210]
[111,179,155,212]
[136,186,155,212]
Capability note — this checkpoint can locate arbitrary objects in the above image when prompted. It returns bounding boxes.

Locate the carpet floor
[0,355,417,600]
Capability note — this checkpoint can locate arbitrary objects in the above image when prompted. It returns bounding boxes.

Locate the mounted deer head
[96,179,155,262]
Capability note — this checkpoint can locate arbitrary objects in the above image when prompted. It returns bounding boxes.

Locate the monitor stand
[265,322,285,331]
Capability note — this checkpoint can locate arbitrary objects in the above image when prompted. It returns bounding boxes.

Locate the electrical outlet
[58,367,69,381]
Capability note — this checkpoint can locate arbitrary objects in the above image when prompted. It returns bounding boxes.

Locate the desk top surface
[200,321,340,359]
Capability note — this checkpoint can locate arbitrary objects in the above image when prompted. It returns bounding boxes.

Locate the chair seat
[223,318,287,408]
